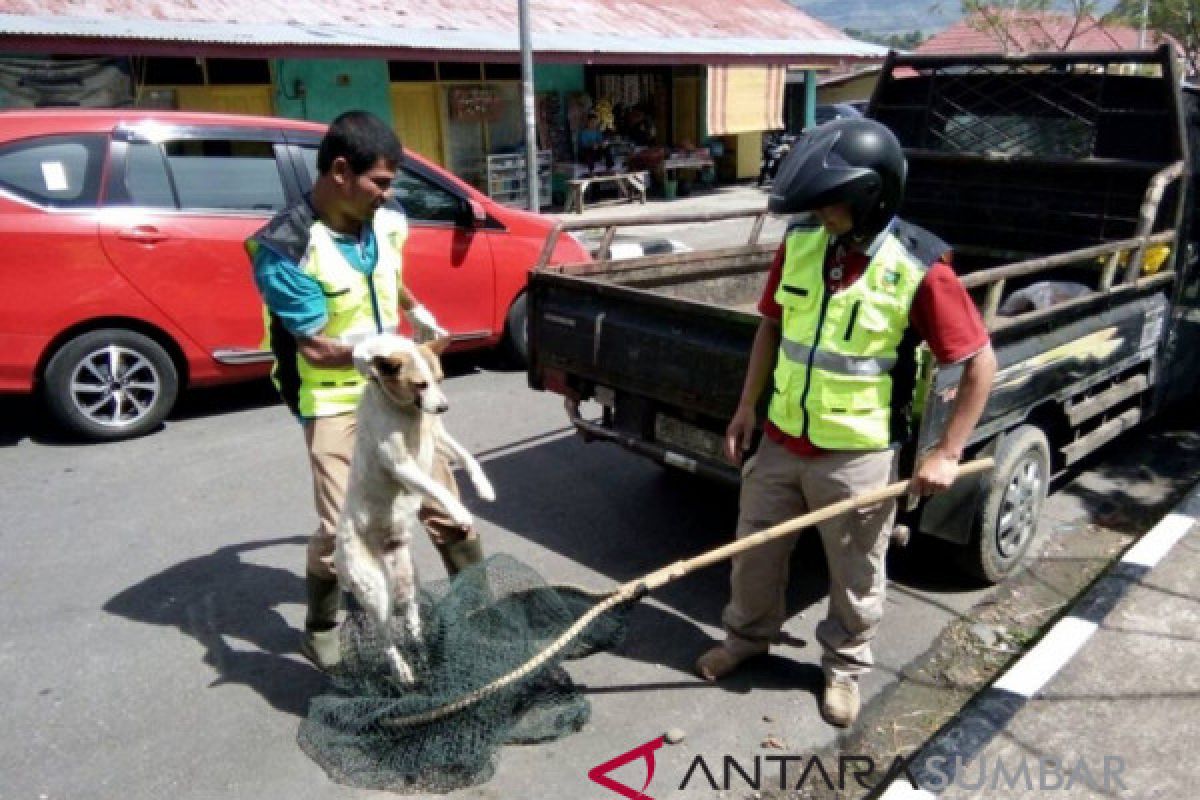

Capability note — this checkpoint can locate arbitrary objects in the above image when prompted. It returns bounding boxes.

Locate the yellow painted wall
[735,131,761,179]
[152,85,275,116]
[389,82,444,164]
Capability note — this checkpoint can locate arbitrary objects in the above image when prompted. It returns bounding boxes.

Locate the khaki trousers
[721,436,897,680]
[303,412,474,581]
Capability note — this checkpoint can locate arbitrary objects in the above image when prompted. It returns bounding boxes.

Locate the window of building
[389,62,437,82]
[483,63,521,81]
[0,134,106,207]
[438,62,482,81]
[141,57,205,85]
[205,59,272,85]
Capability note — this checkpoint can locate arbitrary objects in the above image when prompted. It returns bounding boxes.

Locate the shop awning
[0,0,886,65]
[707,65,786,135]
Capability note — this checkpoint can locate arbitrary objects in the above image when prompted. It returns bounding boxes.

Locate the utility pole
[518,0,539,211]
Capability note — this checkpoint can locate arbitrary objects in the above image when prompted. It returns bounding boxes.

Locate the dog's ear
[427,336,450,356]
[417,344,444,382]
[371,354,405,382]
[352,338,379,377]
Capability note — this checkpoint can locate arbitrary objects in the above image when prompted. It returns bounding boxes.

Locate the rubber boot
[436,536,484,577]
[300,573,342,672]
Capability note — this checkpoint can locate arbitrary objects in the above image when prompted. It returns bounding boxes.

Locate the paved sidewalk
[877,485,1200,799]
[550,181,767,225]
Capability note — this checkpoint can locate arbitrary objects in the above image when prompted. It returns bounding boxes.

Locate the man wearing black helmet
[696,118,997,728]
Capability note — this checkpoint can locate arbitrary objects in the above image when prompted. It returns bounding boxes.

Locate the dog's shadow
[103,536,326,717]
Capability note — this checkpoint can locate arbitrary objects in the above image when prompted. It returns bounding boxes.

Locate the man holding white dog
[246,110,483,672]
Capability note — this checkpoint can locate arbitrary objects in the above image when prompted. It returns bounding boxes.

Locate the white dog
[334,334,495,683]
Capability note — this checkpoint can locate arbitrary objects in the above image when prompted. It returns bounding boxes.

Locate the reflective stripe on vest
[767,225,925,450]
[778,340,898,376]
[295,208,408,418]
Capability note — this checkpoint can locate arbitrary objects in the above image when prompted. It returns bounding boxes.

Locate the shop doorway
[390,83,445,163]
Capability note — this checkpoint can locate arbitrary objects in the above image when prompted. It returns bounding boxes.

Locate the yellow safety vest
[248,206,408,419]
[767,224,925,450]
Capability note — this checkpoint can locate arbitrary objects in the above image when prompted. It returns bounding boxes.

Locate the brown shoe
[821,675,860,728]
[694,638,768,681]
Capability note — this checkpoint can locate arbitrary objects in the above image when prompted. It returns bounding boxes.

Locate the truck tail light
[541,367,580,401]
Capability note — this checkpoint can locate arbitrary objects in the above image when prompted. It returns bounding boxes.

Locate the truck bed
[531,247,1171,473]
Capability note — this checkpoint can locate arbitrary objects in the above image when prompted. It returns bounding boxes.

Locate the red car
[0,109,587,441]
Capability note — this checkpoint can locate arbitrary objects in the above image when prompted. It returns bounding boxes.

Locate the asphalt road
[0,353,1008,800]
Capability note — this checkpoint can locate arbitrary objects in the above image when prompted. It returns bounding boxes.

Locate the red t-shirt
[757,238,989,456]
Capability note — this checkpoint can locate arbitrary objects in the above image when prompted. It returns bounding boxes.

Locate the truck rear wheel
[961,424,1050,584]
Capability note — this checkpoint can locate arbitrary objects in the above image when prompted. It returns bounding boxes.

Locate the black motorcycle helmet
[768,117,907,243]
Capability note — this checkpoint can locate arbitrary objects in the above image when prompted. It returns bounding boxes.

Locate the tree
[1111,0,1200,75]
[844,27,927,51]
[959,0,1113,52]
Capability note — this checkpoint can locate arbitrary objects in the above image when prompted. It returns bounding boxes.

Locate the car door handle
[116,226,168,244]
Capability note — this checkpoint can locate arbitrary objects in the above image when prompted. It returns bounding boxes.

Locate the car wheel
[961,424,1051,584]
[501,292,529,367]
[43,329,179,441]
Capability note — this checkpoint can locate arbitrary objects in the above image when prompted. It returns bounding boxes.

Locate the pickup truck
[527,47,1200,583]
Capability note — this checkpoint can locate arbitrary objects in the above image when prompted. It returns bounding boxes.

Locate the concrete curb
[870,482,1200,799]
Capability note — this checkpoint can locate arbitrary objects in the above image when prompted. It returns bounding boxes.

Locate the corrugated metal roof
[917,12,1169,55]
[0,0,886,61]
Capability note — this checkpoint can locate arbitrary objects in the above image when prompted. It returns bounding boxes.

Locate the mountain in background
[788,0,961,36]
[789,0,1122,37]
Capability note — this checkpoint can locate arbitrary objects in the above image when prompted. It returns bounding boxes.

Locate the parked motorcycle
[758,132,797,187]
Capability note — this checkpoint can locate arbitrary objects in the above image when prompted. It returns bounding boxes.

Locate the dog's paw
[402,604,422,639]
[472,473,496,502]
[447,502,474,529]
[386,648,416,685]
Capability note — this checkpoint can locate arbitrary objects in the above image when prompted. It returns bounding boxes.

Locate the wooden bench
[565,171,648,214]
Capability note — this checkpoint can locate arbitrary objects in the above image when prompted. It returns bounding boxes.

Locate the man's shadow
[103,535,326,716]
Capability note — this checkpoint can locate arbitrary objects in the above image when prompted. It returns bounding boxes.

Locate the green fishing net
[298,554,634,792]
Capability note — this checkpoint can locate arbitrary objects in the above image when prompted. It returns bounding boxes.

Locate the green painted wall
[533,64,584,94]
[273,58,393,124]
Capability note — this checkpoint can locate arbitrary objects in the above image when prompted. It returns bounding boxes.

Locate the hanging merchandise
[591,97,615,131]
[536,92,572,163]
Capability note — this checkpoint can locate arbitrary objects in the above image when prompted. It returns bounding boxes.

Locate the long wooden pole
[383,457,995,727]
[638,457,995,591]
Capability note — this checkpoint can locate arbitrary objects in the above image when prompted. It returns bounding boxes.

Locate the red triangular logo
[587,736,665,800]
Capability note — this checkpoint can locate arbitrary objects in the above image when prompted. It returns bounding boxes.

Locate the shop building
[0,0,883,205]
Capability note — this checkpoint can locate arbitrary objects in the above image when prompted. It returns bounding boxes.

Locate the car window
[392,168,462,224]
[0,134,105,207]
[162,139,286,212]
[297,146,462,224]
[124,141,176,208]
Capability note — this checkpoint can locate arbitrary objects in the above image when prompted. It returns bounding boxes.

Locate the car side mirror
[462,197,488,228]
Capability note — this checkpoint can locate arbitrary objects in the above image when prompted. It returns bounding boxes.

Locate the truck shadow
[1053,406,1200,534]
